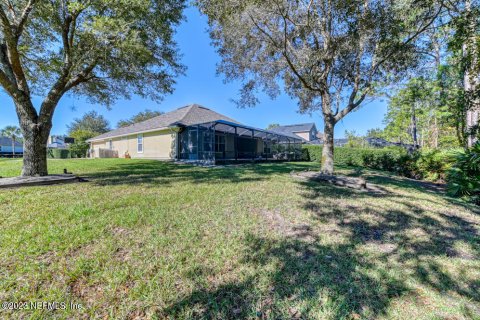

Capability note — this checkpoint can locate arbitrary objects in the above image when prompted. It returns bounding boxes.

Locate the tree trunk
[321,115,335,174]
[411,103,418,147]
[16,97,53,176]
[21,122,50,176]
[464,0,479,147]
[11,138,15,156]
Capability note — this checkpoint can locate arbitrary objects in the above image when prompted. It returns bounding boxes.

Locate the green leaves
[12,0,186,105]
[447,142,480,204]
[117,109,163,128]
[0,125,22,141]
[67,111,110,135]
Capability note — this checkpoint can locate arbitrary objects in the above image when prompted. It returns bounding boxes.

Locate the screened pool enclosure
[177,120,303,164]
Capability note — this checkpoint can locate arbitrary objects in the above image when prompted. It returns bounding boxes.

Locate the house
[87,104,303,164]
[0,137,23,156]
[269,123,319,142]
[48,135,72,149]
[366,137,419,152]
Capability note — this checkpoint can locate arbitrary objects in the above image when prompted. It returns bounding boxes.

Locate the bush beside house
[447,142,480,204]
[47,148,73,159]
[302,145,457,182]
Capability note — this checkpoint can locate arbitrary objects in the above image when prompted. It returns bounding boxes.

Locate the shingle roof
[88,104,240,141]
[269,123,316,140]
[0,137,23,147]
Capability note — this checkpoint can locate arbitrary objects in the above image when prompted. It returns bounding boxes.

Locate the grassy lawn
[0,159,479,319]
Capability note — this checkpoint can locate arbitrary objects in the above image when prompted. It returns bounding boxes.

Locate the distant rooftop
[89,104,240,141]
[0,137,22,147]
[269,123,317,141]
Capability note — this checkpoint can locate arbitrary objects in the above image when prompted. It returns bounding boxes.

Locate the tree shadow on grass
[82,160,316,187]
[162,231,409,319]
[297,179,480,309]
[151,164,480,318]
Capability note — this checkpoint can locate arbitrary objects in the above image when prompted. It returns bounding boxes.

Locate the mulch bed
[0,174,86,189]
[291,171,388,194]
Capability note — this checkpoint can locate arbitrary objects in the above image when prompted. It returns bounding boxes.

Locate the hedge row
[302,145,458,181]
[48,148,91,159]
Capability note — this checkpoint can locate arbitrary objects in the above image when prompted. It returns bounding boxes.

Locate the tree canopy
[67,111,110,136]
[117,109,164,128]
[1,0,186,105]
[198,0,441,172]
[0,0,186,175]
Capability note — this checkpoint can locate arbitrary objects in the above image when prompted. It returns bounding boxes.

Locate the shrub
[415,149,457,181]
[301,145,457,182]
[447,142,480,204]
[47,148,71,159]
[301,145,323,162]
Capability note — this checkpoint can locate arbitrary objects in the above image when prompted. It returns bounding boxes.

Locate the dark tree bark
[411,103,419,147]
[322,118,335,174]
[20,121,50,176]
[14,96,54,176]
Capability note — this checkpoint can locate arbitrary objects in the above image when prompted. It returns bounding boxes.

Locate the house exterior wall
[293,127,318,141]
[90,129,175,159]
[257,139,264,153]
[0,145,24,153]
[294,131,311,141]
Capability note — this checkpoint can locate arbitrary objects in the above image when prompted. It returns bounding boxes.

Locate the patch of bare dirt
[292,171,389,195]
[36,251,56,266]
[69,278,104,305]
[259,209,317,242]
[114,247,131,262]
[126,309,147,320]
[111,226,132,237]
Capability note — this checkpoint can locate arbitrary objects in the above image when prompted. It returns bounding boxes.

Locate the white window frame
[108,139,113,150]
[137,134,143,153]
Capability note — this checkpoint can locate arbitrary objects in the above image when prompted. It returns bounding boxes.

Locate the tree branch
[16,0,37,38]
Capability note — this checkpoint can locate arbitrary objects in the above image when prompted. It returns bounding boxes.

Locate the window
[203,130,213,152]
[215,134,225,153]
[137,134,143,153]
[264,142,271,155]
[108,140,113,150]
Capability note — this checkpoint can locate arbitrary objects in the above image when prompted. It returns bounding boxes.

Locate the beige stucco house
[87,104,303,164]
[269,123,319,142]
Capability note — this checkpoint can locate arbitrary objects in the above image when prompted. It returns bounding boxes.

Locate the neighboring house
[48,135,74,149]
[0,137,23,155]
[269,123,319,142]
[87,104,303,163]
[366,137,419,152]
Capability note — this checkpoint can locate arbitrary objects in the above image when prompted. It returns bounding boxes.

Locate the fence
[97,148,118,158]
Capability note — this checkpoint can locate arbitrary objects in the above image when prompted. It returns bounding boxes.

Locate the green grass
[0,159,479,319]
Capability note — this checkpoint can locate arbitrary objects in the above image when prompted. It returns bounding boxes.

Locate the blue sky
[0,7,387,138]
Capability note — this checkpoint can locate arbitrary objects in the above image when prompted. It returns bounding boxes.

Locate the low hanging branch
[0,0,186,176]
[198,0,444,173]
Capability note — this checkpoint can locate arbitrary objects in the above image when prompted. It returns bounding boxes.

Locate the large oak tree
[198,0,442,173]
[0,0,185,176]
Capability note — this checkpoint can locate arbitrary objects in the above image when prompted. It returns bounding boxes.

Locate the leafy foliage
[302,145,457,181]
[117,109,164,128]
[345,130,365,148]
[198,0,440,173]
[69,129,98,158]
[0,126,22,142]
[365,128,384,139]
[0,0,186,175]
[447,142,480,204]
[3,0,187,105]
[266,123,280,130]
[67,111,110,135]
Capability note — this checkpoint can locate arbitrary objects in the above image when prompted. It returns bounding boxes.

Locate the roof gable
[89,104,240,141]
[0,137,23,147]
[269,123,316,136]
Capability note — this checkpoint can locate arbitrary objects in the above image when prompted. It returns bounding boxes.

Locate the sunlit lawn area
[0,158,479,319]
